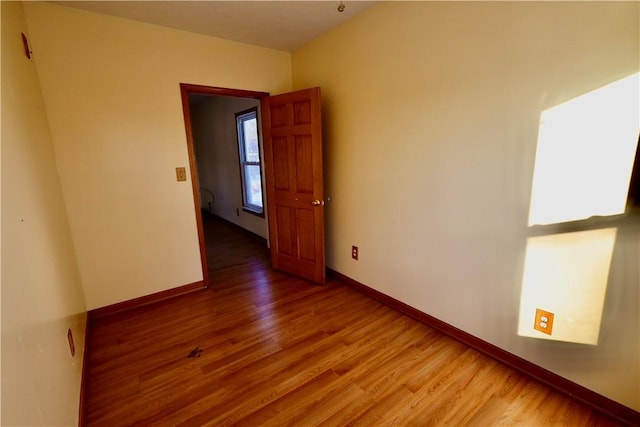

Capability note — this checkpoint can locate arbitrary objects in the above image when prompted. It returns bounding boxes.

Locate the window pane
[245,165,263,208]
[237,109,263,214]
[243,118,260,163]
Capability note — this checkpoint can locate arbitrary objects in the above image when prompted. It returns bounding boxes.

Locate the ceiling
[54,1,375,52]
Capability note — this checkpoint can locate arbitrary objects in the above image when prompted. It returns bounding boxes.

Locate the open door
[261,87,326,284]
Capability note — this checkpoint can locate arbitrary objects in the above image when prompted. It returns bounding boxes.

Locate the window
[236,108,264,216]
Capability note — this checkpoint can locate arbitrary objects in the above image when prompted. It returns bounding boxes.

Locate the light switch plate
[176,167,187,182]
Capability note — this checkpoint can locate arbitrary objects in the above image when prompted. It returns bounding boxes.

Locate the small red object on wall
[21,32,32,59]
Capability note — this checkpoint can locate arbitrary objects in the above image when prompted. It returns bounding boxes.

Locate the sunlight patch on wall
[519,72,639,345]
[518,228,617,345]
[528,73,640,226]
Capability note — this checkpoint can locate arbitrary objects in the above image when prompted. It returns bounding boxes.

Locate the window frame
[235,107,265,217]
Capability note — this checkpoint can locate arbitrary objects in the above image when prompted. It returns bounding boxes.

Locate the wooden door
[261,87,325,284]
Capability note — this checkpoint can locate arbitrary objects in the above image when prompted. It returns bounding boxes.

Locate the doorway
[180,84,269,286]
[181,84,327,286]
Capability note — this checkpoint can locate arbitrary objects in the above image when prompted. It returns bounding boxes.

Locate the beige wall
[293,2,639,409]
[1,2,87,425]
[190,95,268,238]
[23,2,291,309]
[6,0,639,418]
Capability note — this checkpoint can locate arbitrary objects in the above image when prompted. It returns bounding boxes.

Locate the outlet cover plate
[534,308,554,335]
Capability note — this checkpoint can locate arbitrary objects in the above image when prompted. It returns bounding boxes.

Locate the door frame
[179,83,269,288]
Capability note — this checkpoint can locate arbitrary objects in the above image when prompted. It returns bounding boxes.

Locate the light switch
[176,167,187,182]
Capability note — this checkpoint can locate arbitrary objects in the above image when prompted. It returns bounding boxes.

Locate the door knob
[311,199,325,206]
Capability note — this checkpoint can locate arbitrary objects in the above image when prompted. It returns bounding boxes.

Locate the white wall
[1,2,87,424]
[190,95,268,238]
[293,2,639,410]
[23,2,291,309]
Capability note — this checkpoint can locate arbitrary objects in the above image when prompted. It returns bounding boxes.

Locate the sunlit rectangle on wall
[517,228,616,345]
[528,73,640,226]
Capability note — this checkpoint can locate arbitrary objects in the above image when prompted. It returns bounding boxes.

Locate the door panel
[294,136,314,193]
[296,209,316,262]
[273,137,290,190]
[262,87,325,284]
[275,206,294,256]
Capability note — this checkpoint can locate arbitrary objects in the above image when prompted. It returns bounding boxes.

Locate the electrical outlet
[352,245,358,260]
[176,167,187,182]
[534,308,554,335]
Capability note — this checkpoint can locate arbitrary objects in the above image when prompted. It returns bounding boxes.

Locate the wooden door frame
[179,83,269,288]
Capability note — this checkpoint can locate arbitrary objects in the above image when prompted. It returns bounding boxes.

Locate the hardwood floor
[85,216,621,426]
[202,213,269,272]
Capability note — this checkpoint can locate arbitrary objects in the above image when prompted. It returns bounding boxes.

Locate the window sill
[243,207,265,218]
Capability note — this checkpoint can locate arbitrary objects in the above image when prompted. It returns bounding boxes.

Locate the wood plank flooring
[85,215,621,426]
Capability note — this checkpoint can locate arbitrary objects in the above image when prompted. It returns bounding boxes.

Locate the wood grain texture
[84,217,625,426]
[329,270,640,426]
